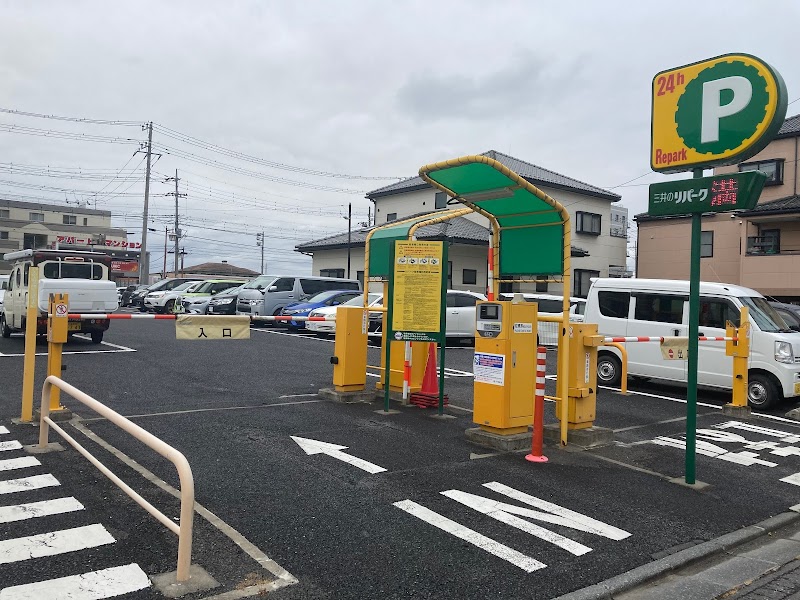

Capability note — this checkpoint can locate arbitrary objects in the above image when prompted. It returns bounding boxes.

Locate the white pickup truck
[1,249,118,343]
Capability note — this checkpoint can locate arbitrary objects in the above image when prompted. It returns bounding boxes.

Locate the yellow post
[556,323,603,430]
[20,266,40,422]
[726,306,750,409]
[47,293,69,412]
[331,306,369,392]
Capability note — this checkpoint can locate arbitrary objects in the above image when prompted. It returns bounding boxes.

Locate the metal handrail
[38,375,195,582]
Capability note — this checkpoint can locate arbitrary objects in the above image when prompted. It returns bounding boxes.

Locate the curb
[553,509,800,600]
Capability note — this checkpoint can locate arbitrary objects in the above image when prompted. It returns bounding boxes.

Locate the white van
[237,275,361,320]
[585,278,800,409]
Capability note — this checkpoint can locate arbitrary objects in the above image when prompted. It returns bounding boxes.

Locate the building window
[386,213,397,222]
[435,192,448,209]
[740,159,784,186]
[536,275,548,293]
[319,268,344,278]
[356,270,364,286]
[447,261,453,288]
[63,215,76,225]
[573,269,599,298]
[462,268,477,285]
[23,233,47,250]
[576,211,601,235]
[700,231,713,258]
[0,209,8,219]
[83,218,88,226]
[0,231,7,240]
[29,212,44,222]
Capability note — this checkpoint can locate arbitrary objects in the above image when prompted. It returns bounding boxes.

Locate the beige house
[636,114,800,300]
[298,151,629,297]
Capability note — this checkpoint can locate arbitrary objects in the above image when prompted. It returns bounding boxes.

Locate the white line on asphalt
[0,441,22,452]
[0,457,40,471]
[780,472,800,487]
[71,335,137,352]
[0,497,84,524]
[78,398,324,422]
[0,524,115,564]
[0,474,60,495]
[0,563,151,600]
[291,436,387,474]
[278,393,320,399]
[70,420,298,588]
[0,426,9,434]
[0,348,135,357]
[393,499,546,572]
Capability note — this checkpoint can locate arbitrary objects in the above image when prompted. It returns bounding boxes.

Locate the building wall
[715,136,799,202]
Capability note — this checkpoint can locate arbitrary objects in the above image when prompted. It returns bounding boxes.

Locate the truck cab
[1,249,118,343]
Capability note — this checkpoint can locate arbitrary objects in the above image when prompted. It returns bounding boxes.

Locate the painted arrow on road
[291,436,387,474]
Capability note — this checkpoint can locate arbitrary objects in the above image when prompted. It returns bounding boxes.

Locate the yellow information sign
[175,315,250,340]
[391,241,444,336]
[651,53,787,173]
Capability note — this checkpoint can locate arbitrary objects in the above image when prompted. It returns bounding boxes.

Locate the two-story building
[636,114,800,300]
[0,199,136,282]
[296,151,629,297]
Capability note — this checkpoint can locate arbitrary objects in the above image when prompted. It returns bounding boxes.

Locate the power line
[0,107,142,126]
[0,123,142,145]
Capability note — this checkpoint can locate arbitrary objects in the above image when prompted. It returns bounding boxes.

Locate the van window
[15,268,21,288]
[23,263,29,285]
[300,278,359,295]
[573,301,586,316]
[599,291,630,318]
[536,299,563,312]
[634,293,684,324]
[699,299,739,329]
[243,276,274,290]
[42,262,103,280]
[272,278,295,292]
[739,296,789,333]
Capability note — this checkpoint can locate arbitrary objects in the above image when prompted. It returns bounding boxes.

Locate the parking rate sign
[651,53,787,173]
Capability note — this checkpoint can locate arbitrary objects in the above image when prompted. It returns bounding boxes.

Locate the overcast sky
[1,1,798,275]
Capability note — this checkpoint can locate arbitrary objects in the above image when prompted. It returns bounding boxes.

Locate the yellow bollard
[20,266,40,423]
[46,293,69,412]
[726,306,750,409]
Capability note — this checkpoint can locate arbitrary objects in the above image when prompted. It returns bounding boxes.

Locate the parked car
[144,280,203,313]
[769,302,800,332]
[586,277,800,409]
[129,278,200,310]
[280,290,362,329]
[177,279,246,314]
[206,284,245,315]
[307,293,383,336]
[498,292,586,346]
[237,275,361,322]
[120,284,147,307]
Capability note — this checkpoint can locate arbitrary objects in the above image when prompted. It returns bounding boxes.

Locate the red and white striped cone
[526,346,548,463]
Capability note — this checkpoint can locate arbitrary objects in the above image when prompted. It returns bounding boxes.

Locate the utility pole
[367,205,371,227]
[346,202,352,279]
[256,232,265,274]
[162,226,168,277]
[138,122,153,284]
[165,170,187,277]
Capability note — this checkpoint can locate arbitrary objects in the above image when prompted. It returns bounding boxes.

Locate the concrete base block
[543,424,614,448]
[24,442,65,454]
[785,407,800,421]
[465,428,532,452]
[429,413,457,421]
[373,409,400,415]
[33,408,73,423]
[10,418,36,426]
[151,564,220,598]
[669,476,711,490]
[318,388,374,404]
[722,404,752,418]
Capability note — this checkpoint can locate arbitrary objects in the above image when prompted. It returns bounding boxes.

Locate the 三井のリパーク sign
[648,170,767,216]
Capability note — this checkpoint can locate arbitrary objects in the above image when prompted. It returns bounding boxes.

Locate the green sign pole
[685,167,703,484]
[437,243,448,416]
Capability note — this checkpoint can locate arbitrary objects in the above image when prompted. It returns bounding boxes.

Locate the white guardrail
[38,376,195,582]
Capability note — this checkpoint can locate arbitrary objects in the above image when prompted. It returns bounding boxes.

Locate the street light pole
[346,202,352,279]
[138,122,153,285]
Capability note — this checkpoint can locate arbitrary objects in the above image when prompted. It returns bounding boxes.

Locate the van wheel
[1,315,10,338]
[597,353,622,386]
[748,373,779,410]
[90,331,104,344]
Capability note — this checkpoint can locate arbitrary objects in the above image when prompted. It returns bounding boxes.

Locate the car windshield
[215,284,244,297]
[739,296,793,333]
[242,275,274,290]
[193,281,227,293]
[305,291,339,303]
[342,293,381,307]
[172,281,198,292]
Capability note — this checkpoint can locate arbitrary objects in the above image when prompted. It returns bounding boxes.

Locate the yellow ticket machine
[473,300,538,434]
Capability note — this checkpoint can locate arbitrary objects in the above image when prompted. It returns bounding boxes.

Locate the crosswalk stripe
[0,563,151,599]
[0,474,60,495]
[0,524,115,564]
[0,441,22,452]
[0,497,84,524]
[0,457,41,472]
[0,426,9,434]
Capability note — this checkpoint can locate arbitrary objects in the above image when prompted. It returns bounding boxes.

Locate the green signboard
[648,170,767,216]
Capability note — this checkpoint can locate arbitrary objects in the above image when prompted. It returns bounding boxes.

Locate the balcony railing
[746,236,780,255]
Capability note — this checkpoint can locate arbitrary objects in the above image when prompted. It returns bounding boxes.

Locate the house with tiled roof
[296,151,629,297]
[636,114,800,300]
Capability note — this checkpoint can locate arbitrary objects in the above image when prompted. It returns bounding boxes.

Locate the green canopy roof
[420,155,569,277]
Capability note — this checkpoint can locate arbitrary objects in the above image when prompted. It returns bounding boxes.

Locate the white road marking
[278,393,320,399]
[0,474,60,495]
[0,441,22,452]
[0,457,41,472]
[79,398,323,422]
[780,472,800,487]
[71,335,137,352]
[0,563,150,599]
[0,426,9,434]
[0,524,115,564]
[291,436,387,474]
[393,499,546,572]
[0,497,84,524]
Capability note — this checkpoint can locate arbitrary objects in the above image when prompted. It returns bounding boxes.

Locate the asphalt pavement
[1,319,800,598]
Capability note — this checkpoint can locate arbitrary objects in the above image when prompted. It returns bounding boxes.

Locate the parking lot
[2,319,800,598]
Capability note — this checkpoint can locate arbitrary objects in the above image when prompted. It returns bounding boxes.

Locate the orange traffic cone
[410,343,448,408]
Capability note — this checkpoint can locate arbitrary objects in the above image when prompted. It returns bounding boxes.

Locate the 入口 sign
[648,170,767,216]
[651,53,787,173]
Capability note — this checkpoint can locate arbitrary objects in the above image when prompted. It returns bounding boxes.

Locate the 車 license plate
[67,322,82,332]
